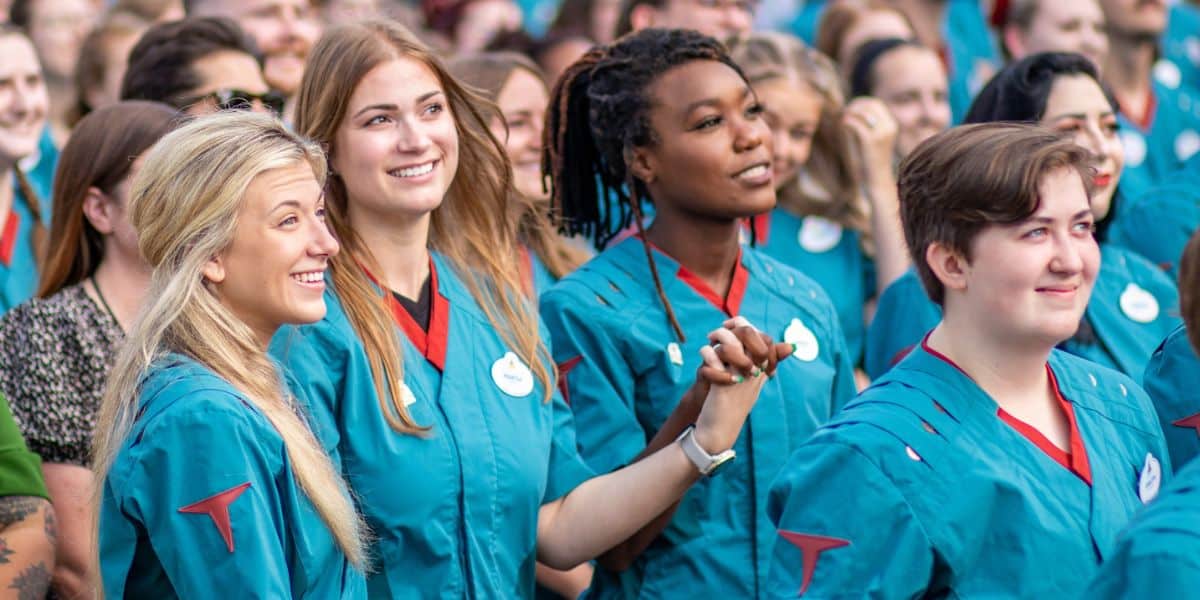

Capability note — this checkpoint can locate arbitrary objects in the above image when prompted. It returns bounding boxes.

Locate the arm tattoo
[0,498,40,529]
[8,562,49,600]
[41,506,55,544]
[0,539,12,564]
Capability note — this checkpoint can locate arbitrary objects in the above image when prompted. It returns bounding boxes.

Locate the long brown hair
[294,20,555,434]
[38,101,179,298]
[448,51,590,280]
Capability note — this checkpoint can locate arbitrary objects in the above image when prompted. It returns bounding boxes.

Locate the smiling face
[871,45,951,159]
[332,57,459,226]
[1040,74,1122,221]
[198,0,321,96]
[838,9,914,71]
[953,167,1100,347]
[753,76,821,189]
[1012,0,1108,70]
[633,59,775,222]
[25,0,96,80]
[493,67,549,202]
[205,161,338,346]
[1097,0,1166,39]
[0,33,48,168]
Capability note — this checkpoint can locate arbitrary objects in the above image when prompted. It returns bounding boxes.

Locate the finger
[758,331,781,376]
[774,341,796,362]
[731,325,771,372]
[708,328,756,375]
[698,364,738,385]
[722,315,755,331]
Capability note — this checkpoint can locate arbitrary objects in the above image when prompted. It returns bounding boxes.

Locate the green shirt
[0,392,48,500]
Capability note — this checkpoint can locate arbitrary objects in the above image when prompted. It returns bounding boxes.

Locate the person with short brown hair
[766,122,1170,598]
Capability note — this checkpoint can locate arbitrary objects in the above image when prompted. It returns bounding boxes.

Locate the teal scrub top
[1086,455,1200,598]
[1162,2,1200,95]
[766,344,1171,598]
[1116,79,1200,204]
[1143,325,1200,470]
[1106,152,1200,277]
[540,238,856,598]
[1,131,56,315]
[98,354,365,599]
[750,209,875,365]
[865,244,1181,379]
[271,252,595,599]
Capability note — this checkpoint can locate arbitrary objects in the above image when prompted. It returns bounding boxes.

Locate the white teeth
[391,162,435,178]
[737,164,768,179]
[292,272,323,284]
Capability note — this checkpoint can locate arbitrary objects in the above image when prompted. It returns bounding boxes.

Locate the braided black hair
[544,28,750,339]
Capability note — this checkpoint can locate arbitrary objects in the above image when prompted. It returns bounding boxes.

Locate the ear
[1001,25,1025,60]
[629,3,658,31]
[202,255,227,285]
[626,145,657,186]
[82,187,116,235]
[925,241,970,295]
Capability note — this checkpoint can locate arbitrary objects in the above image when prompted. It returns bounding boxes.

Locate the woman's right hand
[691,318,793,454]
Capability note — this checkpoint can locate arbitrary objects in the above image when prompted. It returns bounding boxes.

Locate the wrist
[678,426,736,477]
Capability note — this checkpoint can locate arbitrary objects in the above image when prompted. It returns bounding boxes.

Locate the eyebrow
[270,199,303,213]
[682,87,753,116]
[1049,111,1115,121]
[1028,209,1094,224]
[352,90,444,119]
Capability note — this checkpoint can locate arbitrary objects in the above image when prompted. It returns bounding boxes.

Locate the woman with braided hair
[540,27,856,597]
[270,19,791,598]
[0,24,54,315]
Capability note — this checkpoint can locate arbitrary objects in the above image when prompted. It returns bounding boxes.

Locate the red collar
[363,258,450,371]
[639,237,749,317]
[0,209,20,267]
[1120,88,1158,132]
[920,336,1092,485]
[748,213,771,246]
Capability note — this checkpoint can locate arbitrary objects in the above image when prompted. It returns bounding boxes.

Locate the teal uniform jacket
[789,0,998,123]
[1086,455,1200,598]
[766,344,1171,598]
[1162,2,1200,95]
[1,131,56,315]
[540,238,856,598]
[751,210,874,365]
[1142,325,1200,470]
[1107,152,1200,277]
[98,354,365,599]
[1116,79,1200,204]
[271,252,594,599]
[865,245,1181,379]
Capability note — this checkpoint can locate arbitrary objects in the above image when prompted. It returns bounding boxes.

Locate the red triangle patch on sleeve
[178,482,252,553]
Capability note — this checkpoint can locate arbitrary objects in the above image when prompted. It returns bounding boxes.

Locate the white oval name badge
[784,318,820,362]
[798,216,843,253]
[491,352,535,397]
[1120,283,1159,324]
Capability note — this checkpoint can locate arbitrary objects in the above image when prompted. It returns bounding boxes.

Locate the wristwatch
[677,425,736,477]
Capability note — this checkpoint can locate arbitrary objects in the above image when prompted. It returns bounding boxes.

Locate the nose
[1076,122,1106,159]
[919,94,943,127]
[723,6,754,35]
[734,115,766,153]
[395,119,433,154]
[310,217,340,258]
[1049,231,1085,275]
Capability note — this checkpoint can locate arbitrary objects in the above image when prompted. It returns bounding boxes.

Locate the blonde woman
[92,112,367,598]
[729,31,908,371]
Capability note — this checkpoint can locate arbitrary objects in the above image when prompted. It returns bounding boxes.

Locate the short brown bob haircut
[898,122,1097,305]
[1180,230,1200,352]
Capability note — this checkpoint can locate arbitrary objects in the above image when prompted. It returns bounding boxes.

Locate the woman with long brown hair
[271,19,786,597]
[0,99,177,598]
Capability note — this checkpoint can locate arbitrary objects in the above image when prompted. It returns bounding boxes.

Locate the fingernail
[750,367,762,377]
[790,343,800,354]
[733,375,745,383]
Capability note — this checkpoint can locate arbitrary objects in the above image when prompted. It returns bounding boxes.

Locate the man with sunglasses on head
[120,16,284,117]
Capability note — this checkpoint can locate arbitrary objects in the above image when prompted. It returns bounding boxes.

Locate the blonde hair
[728,32,870,236]
[91,112,368,576]
[294,19,555,434]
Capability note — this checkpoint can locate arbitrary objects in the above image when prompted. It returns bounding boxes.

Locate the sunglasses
[179,88,286,114]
